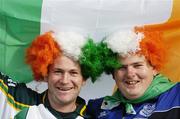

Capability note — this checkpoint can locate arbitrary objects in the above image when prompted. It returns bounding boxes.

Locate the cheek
[72,78,84,87]
[136,68,150,79]
[47,75,59,84]
[114,72,123,85]
[114,70,124,80]
[137,68,154,85]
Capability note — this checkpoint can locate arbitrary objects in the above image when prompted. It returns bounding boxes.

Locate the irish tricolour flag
[0,0,180,83]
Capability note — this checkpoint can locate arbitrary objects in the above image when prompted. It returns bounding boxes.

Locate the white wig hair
[53,31,87,61]
[104,30,144,56]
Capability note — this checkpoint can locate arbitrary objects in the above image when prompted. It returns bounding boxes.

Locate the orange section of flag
[162,0,180,82]
[136,0,180,82]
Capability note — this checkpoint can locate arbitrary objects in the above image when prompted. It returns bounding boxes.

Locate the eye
[134,64,143,68]
[53,69,63,74]
[70,71,79,76]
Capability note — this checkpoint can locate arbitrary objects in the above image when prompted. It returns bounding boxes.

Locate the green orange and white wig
[26,31,103,82]
[99,26,167,74]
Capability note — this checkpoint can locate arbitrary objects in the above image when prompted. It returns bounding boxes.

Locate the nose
[60,73,69,84]
[126,66,135,78]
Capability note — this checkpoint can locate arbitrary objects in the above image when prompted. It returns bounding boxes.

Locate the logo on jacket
[139,103,156,117]
[7,78,17,87]
[76,116,84,119]
[98,111,108,118]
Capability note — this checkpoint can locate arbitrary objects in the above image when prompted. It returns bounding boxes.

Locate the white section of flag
[41,0,172,40]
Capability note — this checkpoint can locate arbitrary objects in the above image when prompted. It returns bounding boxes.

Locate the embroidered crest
[139,103,156,117]
[7,78,17,87]
[98,111,108,118]
[76,115,84,119]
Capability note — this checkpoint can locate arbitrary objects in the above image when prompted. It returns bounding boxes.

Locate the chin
[126,94,139,99]
[59,99,73,104]
[126,91,143,99]
[58,96,71,101]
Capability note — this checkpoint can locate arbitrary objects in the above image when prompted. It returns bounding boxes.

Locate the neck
[48,95,77,113]
[55,103,77,113]
[50,100,77,113]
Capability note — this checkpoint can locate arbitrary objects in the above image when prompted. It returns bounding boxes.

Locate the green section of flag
[0,0,42,82]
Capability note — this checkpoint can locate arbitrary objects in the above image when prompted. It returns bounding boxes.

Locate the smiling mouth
[57,87,73,91]
[125,80,140,85]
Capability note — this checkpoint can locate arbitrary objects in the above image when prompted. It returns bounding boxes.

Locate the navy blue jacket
[87,83,180,119]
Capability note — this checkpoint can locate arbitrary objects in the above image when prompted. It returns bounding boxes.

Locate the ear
[43,76,48,82]
[82,79,86,86]
[152,67,158,76]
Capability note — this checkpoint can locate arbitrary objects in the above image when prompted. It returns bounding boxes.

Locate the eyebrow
[132,62,144,64]
[121,61,144,66]
[53,67,80,72]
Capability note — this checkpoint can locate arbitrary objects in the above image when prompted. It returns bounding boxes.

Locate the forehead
[51,55,81,70]
[119,54,147,64]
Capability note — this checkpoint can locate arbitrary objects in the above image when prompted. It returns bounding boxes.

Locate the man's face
[47,55,85,109]
[114,54,157,99]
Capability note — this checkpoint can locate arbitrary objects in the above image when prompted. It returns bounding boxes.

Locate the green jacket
[15,96,89,119]
[0,71,89,119]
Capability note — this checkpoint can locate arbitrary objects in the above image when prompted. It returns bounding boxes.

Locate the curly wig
[26,32,61,81]
[80,39,104,82]
[101,27,168,74]
[135,28,167,71]
[26,31,104,82]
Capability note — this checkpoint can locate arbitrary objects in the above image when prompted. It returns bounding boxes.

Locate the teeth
[58,87,72,91]
[126,81,138,85]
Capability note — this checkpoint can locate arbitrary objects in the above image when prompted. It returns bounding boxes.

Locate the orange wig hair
[135,28,167,71]
[26,32,61,81]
